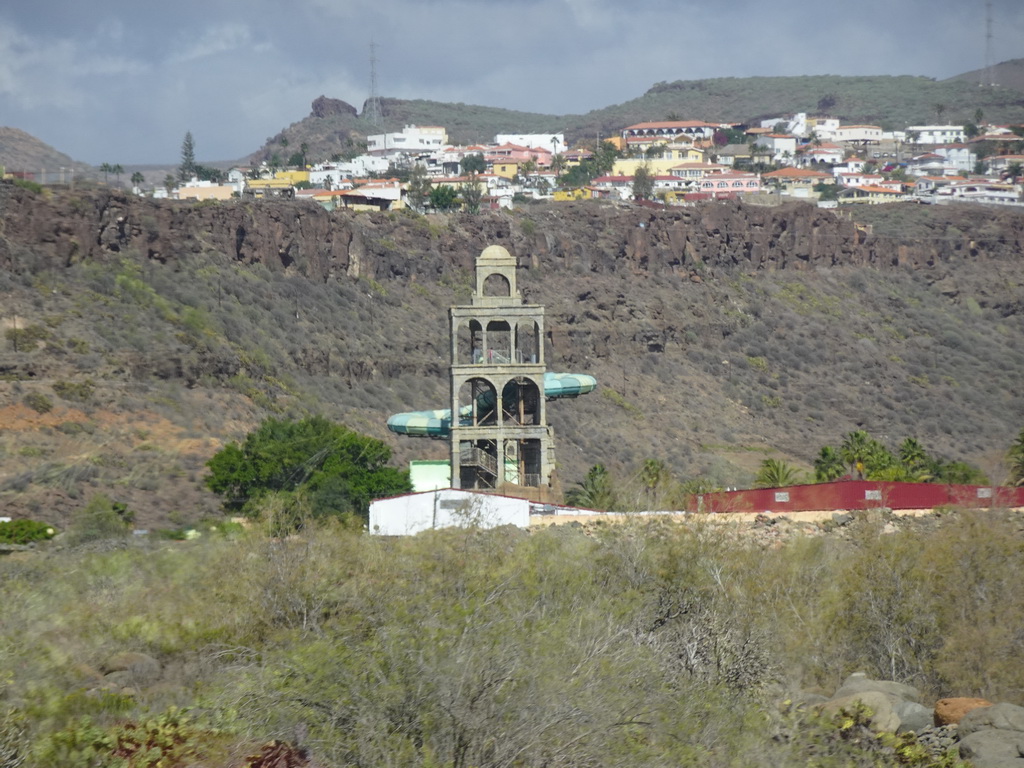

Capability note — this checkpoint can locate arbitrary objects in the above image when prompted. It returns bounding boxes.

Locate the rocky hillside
[252,67,1024,165]
[1,183,1023,528]
[0,126,94,180]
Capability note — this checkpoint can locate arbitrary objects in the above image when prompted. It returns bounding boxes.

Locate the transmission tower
[365,40,383,127]
[983,1,996,87]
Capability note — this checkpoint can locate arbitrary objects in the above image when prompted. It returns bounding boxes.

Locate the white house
[367,125,448,156]
[369,489,531,536]
[907,125,966,145]
[932,144,976,174]
[495,133,566,155]
[754,134,798,164]
[834,125,883,146]
[309,156,389,188]
[797,143,845,167]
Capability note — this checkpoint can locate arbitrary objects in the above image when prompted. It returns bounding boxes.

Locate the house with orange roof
[621,120,719,152]
[695,171,762,197]
[838,184,908,205]
[761,167,833,199]
[795,142,845,167]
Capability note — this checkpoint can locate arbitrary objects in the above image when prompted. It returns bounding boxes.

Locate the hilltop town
[154,114,1024,210]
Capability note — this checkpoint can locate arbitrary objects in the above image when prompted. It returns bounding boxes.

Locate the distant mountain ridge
[3,61,1024,173]
[248,59,1024,167]
[0,126,94,181]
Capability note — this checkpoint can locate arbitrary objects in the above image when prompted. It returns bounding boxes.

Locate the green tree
[814,446,846,482]
[755,458,802,488]
[111,163,124,185]
[429,184,459,211]
[632,165,654,200]
[179,130,197,181]
[840,430,872,480]
[459,178,484,213]
[163,174,177,192]
[406,164,431,212]
[99,163,112,184]
[130,171,144,189]
[898,438,930,480]
[564,464,618,510]
[461,153,486,175]
[1009,428,1024,486]
[204,416,411,520]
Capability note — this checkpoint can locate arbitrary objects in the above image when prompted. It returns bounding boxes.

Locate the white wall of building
[369,489,531,536]
[495,133,566,154]
[367,125,448,155]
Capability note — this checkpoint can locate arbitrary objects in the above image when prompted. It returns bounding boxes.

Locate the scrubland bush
[2,510,1019,766]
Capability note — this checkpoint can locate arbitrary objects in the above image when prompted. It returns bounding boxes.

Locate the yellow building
[177,183,235,201]
[272,169,310,185]
[553,187,589,201]
[491,161,520,180]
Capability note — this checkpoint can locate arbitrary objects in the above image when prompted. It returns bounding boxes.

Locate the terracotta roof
[762,167,831,179]
[625,120,714,130]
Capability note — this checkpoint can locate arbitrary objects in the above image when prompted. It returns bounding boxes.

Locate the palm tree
[755,459,802,488]
[638,458,668,501]
[840,430,872,480]
[1008,428,1024,487]
[814,446,846,482]
[898,438,930,480]
[935,103,946,123]
[111,164,124,186]
[130,171,144,190]
[99,163,112,184]
[564,464,618,510]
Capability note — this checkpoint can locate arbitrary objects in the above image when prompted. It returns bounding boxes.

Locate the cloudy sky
[2,0,1022,165]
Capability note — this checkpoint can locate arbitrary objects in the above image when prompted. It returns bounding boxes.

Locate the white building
[367,125,448,156]
[309,156,389,187]
[760,112,808,137]
[495,133,566,155]
[754,134,798,164]
[834,125,883,146]
[369,489,531,536]
[907,125,966,145]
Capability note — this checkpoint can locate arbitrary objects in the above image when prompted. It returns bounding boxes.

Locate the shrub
[0,518,56,545]
[64,494,133,545]
[204,415,411,521]
[22,392,54,414]
[52,379,95,402]
[5,324,50,351]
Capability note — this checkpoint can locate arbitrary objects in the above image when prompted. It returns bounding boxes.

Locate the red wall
[698,481,1024,515]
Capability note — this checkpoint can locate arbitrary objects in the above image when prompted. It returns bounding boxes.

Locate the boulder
[100,651,162,685]
[960,703,1024,738]
[894,700,934,734]
[834,673,920,704]
[821,690,900,733]
[934,697,993,726]
[958,728,1024,767]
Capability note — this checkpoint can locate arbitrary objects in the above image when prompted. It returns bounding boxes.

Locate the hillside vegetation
[253,63,1024,166]
[1,183,1023,529]
[2,510,1023,766]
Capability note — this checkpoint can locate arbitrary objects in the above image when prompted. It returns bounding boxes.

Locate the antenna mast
[983,1,996,87]
[366,40,383,127]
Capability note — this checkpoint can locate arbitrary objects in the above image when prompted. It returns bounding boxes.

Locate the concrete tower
[448,245,556,501]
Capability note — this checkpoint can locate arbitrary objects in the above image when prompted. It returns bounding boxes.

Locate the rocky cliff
[1,183,1023,526]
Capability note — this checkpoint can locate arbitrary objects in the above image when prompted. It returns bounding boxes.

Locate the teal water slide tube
[387,372,597,438]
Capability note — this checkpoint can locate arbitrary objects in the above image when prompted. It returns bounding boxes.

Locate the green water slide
[387,372,597,438]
